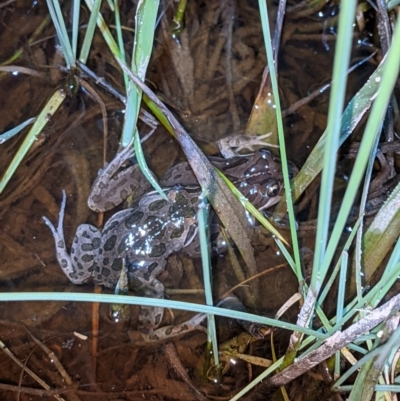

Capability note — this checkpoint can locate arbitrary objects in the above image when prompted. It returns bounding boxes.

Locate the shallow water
[0,0,380,400]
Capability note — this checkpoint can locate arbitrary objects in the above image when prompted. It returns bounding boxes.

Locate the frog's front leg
[88,145,151,213]
[43,190,101,285]
[217,133,279,158]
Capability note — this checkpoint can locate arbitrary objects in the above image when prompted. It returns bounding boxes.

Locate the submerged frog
[43,144,285,336]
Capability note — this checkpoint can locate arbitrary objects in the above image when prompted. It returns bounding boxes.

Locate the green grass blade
[133,130,168,200]
[312,0,356,288]
[197,194,219,366]
[333,265,400,336]
[368,234,400,308]
[290,59,385,203]
[121,0,160,146]
[258,0,301,272]
[336,251,348,325]
[353,133,381,299]
[71,0,80,58]
[0,292,324,338]
[318,216,362,306]
[113,0,128,88]
[46,0,75,67]
[388,0,400,10]
[79,0,103,63]
[0,117,36,143]
[83,0,120,57]
[119,1,166,198]
[0,90,66,194]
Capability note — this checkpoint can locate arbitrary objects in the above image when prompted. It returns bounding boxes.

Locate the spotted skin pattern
[43,145,285,335]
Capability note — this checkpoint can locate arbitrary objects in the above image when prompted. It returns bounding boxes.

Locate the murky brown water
[0,0,384,400]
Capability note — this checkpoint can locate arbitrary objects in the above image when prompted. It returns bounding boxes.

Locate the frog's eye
[265,181,280,197]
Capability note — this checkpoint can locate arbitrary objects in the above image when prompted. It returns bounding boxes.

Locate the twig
[0,383,77,396]
[0,339,66,401]
[24,330,74,386]
[80,79,108,163]
[283,52,376,117]
[272,0,287,62]
[0,0,17,8]
[165,343,208,401]
[77,61,158,131]
[0,65,46,78]
[223,0,240,131]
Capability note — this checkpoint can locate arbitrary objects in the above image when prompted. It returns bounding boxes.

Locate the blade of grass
[0,117,36,143]
[352,96,384,301]
[197,193,219,366]
[367,231,400,308]
[318,216,362,306]
[258,0,301,280]
[334,251,348,378]
[113,0,128,88]
[311,0,356,289]
[287,58,384,204]
[121,0,160,146]
[71,0,80,59]
[0,292,323,338]
[79,0,103,63]
[133,132,167,200]
[46,0,75,67]
[0,89,66,194]
[388,0,400,9]
[83,0,120,56]
[122,1,166,199]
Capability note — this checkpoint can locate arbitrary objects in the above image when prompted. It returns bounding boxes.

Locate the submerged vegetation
[0,0,400,400]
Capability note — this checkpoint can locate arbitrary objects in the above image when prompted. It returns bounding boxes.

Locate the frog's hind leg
[43,190,100,284]
[70,224,102,283]
[130,274,165,334]
[143,313,207,342]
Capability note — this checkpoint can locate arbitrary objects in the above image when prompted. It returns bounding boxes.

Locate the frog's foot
[217,133,279,158]
[43,190,94,284]
[88,144,151,212]
[142,313,207,342]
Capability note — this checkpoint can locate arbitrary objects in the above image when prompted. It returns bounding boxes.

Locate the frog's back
[96,187,201,285]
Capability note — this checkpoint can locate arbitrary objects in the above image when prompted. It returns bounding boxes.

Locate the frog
[43,144,285,338]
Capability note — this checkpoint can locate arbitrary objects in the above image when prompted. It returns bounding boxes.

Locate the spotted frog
[43,145,284,335]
